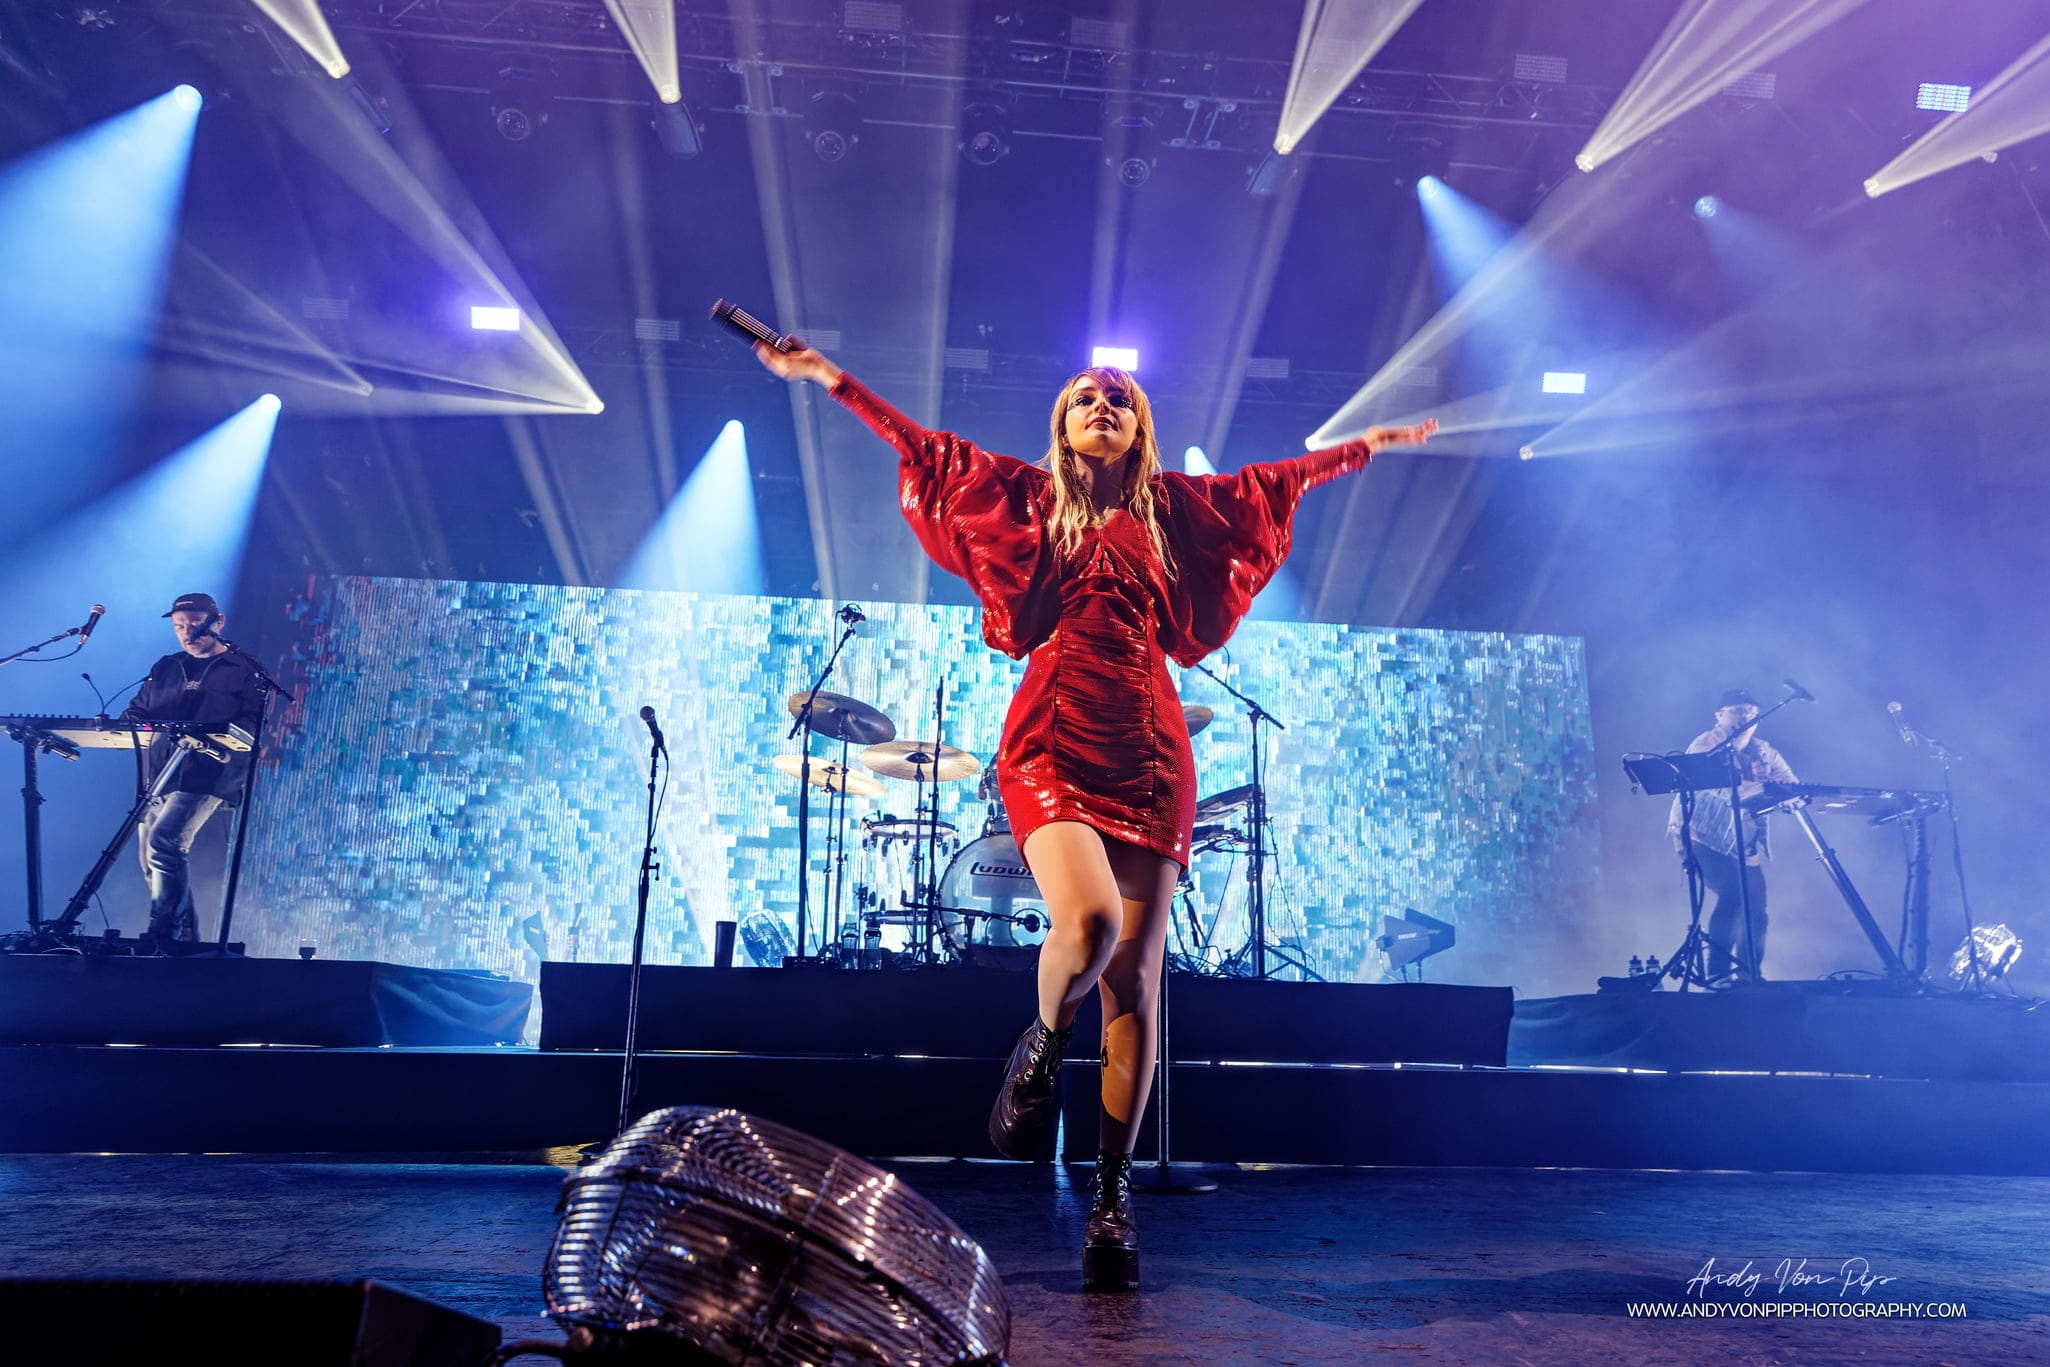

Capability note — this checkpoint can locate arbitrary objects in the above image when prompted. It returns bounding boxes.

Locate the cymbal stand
[787,617,861,960]
[826,732,856,961]
[1191,661,1285,979]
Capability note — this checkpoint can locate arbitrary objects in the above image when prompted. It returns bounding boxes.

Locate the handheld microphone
[1886,701,1917,748]
[1782,677,1815,703]
[709,299,797,353]
[639,704,668,754]
[77,604,105,644]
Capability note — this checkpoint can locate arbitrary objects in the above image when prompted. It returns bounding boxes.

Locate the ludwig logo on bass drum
[971,860,1032,880]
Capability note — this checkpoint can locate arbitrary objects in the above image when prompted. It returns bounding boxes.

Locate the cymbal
[1194,783,1257,820]
[1183,704,1215,738]
[773,752,885,797]
[860,739,981,782]
[787,691,896,746]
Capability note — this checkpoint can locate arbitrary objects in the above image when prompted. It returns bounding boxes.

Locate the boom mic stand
[618,710,666,1137]
[1190,661,1285,979]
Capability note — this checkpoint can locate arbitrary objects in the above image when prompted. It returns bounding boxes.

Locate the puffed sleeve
[830,373,1056,658]
[1156,440,1370,666]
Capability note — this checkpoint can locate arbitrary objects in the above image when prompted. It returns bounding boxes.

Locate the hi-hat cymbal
[773,752,886,797]
[1194,783,1257,820]
[860,739,981,782]
[787,691,897,746]
[1183,704,1215,738]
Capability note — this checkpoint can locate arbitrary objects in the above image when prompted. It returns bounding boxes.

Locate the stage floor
[5,1152,2045,1365]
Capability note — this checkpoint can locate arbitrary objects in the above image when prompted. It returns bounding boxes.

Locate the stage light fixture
[652,102,702,159]
[1418,174,1443,201]
[471,306,521,332]
[1694,195,1720,219]
[495,106,535,142]
[961,103,1010,167]
[1184,445,1216,475]
[807,90,861,163]
[258,393,281,412]
[548,1108,1010,1363]
[1916,82,1972,112]
[1117,155,1152,188]
[1542,371,1587,395]
[1948,924,2022,988]
[1518,445,1536,460]
[172,84,203,113]
[1091,346,1139,370]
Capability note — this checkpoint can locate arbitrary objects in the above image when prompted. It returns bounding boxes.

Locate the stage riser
[1511,989,2050,1083]
[537,963,1512,1066]
[1058,1064,2050,1173]
[0,956,530,1048]
[7,1046,2050,1176]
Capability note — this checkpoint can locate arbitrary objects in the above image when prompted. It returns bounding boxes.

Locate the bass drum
[938,834,1049,955]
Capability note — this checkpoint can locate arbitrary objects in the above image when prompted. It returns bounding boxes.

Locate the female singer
[755,340,1434,1291]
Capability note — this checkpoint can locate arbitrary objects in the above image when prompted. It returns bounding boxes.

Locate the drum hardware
[854,681,979,964]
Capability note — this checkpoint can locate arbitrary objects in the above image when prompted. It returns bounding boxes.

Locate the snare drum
[937,833,1049,954]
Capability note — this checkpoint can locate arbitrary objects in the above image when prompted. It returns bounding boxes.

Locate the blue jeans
[136,791,223,942]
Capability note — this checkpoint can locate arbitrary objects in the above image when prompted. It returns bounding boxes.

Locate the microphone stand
[0,623,86,667]
[1699,691,1803,984]
[617,720,664,1136]
[209,635,296,956]
[1901,716,1982,991]
[1190,661,1285,979]
[788,615,859,961]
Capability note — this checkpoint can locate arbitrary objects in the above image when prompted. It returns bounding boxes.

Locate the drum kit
[770,690,1261,972]
[773,688,1045,968]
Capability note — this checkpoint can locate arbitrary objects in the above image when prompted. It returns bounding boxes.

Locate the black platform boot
[988,1016,1072,1160]
[1082,1149,1138,1292]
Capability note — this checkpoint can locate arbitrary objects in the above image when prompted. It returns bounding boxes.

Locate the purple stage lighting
[471,305,521,332]
[172,84,204,113]
[1916,83,1972,113]
[1091,346,1138,371]
[1693,195,1720,219]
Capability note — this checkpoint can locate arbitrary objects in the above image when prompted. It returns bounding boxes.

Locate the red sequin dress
[833,375,1371,866]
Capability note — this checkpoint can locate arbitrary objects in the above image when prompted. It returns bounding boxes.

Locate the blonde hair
[1041,366,1175,576]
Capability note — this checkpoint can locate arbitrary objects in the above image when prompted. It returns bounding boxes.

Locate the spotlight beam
[247,0,352,78]
[601,0,681,104]
[1275,0,1428,154]
[252,57,602,413]
[1866,32,2050,197]
[1575,0,1873,172]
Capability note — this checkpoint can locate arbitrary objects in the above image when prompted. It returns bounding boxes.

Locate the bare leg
[1095,840,1178,1154]
[1021,821,1178,1153]
[1022,821,1128,1033]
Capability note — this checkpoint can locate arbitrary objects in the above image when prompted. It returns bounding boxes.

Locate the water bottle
[1628,955,1644,977]
[861,918,882,971]
[839,917,859,968]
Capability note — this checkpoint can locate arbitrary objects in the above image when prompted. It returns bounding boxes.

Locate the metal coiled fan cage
[545,1107,1011,1365]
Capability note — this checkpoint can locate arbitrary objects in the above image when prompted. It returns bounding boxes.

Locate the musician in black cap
[119,592,265,951]
[1665,688,1800,981]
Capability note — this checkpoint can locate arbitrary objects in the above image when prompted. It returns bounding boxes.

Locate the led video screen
[238,577,1600,987]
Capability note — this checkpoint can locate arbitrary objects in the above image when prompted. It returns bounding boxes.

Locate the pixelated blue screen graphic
[239,577,1599,987]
